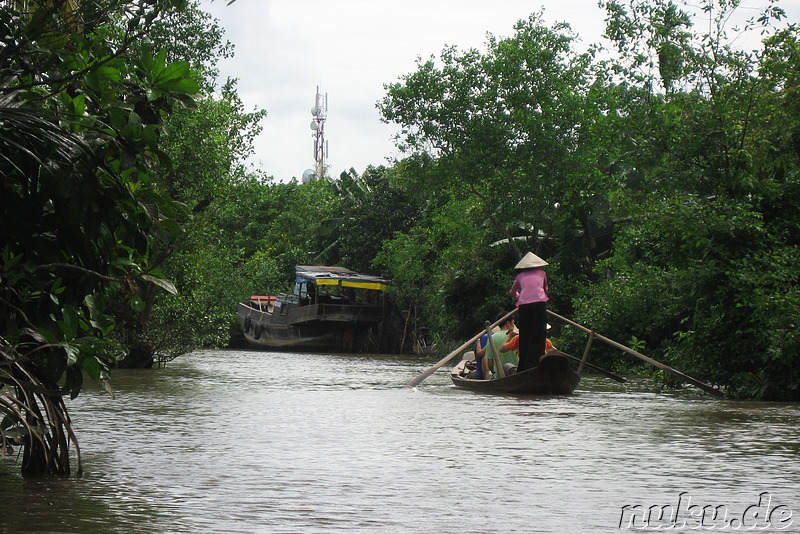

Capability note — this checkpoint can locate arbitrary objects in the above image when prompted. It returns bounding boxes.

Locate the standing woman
[509,252,549,372]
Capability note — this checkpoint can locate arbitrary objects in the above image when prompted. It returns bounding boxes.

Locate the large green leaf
[81,355,102,380]
[141,273,178,295]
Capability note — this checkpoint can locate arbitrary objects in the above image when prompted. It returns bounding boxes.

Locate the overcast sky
[200,0,799,183]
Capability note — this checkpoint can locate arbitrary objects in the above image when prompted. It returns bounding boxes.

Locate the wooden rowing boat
[450,351,580,395]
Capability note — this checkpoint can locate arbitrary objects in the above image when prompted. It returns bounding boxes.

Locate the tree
[116,79,267,367]
[317,166,421,273]
[572,0,800,399]
[377,13,623,341]
[380,14,622,260]
[0,0,199,474]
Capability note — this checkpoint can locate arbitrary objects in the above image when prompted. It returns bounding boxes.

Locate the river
[1,349,798,533]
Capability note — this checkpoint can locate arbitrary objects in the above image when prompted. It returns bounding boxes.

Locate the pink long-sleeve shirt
[509,269,549,306]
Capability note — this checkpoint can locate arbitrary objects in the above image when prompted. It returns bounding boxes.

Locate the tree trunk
[117,341,155,369]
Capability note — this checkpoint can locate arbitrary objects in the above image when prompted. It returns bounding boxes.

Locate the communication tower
[309,86,329,181]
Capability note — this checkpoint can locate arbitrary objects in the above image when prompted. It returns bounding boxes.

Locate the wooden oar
[547,310,723,397]
[552,350,627,383]
[403,308,516,388]
[485,323,505,379]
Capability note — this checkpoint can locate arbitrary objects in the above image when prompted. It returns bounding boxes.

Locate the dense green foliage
[565,1,800,400]
[376,2,798,400]
[2,0,798,478]
[375,15,619,341]
[0,0,202,474]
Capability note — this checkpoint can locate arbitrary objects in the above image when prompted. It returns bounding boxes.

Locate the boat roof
[295,265,391,291]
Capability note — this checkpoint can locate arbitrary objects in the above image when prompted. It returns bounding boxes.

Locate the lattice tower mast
[310,86,328,180]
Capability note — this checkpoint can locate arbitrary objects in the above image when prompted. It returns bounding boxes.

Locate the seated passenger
[501,330,555,373]
[473,334,492,379]
[476,314,518,379]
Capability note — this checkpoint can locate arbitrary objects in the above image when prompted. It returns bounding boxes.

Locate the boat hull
[450,352,580,395]
[238,301,384,351]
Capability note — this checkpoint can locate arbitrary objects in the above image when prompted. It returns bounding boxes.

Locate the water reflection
[1,350,798,533]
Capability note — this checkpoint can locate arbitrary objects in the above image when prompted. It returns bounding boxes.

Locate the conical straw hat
[514,252,548,269]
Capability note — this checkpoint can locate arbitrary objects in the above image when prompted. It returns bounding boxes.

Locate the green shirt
[485,331,518,378]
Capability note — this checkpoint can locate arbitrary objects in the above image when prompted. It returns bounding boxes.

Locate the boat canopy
[295,265,391,291]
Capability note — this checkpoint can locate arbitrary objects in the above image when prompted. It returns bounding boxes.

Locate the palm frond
[0,89,90,172]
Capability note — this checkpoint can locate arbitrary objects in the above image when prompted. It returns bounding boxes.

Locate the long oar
[548,311,723,397]
[485,323,506,379]
[554,350,627,383]
[403,309,516,388]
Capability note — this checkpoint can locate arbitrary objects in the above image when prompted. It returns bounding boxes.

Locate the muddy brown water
[1,349,798,533]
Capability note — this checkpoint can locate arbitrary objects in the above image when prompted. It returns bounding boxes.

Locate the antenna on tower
[307,85,328,181]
